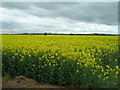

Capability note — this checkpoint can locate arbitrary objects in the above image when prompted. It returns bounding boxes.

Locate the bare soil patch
[2,76,65,88]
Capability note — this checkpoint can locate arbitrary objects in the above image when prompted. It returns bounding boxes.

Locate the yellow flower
[53,64,55,67]
[116,66,119,69]
[106,65,110,68]
[98,74,101,78]
[110,68,112,71]
[49,63,51,66]
[85,64,87,67]
[101,69,104,72]
[115,71,118,75]
[105,77,109,80]
[76,70,79,72]
[103,79,105,81]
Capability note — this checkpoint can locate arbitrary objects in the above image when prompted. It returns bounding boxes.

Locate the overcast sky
[1,2,118,34]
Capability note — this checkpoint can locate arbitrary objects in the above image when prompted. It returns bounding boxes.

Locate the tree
[70,33,74,35]
[44,32,47,35]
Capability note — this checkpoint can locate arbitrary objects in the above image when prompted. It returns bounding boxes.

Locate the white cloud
[1,7,118,34]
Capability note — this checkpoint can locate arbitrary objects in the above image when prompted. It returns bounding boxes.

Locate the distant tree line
[4,32,118,36]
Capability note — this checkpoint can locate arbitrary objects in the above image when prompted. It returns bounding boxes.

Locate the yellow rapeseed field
[2,35,119,88]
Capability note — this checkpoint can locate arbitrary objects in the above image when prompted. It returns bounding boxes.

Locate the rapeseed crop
[2,35,119,88]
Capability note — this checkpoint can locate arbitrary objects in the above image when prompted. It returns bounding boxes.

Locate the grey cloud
[1,2,118,34]
[3,2,118,25]
[2,2,118,25]
[51,2,118,25]
[17,2,118,25]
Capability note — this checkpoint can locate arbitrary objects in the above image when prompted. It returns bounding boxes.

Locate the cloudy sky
[1,2,118,34]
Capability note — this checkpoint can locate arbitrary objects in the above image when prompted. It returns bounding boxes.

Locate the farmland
[2,35,119,88]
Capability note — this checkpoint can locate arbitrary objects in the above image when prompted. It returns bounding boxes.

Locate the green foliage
[2,72,12,82]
